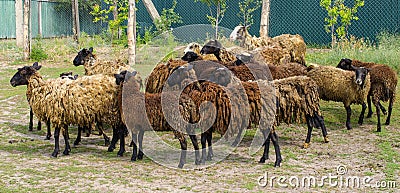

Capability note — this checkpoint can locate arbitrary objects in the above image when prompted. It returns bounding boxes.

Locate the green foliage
[30,37,48,61]
[153,0,182,35]
[195,0,228,39]
[137,26,155,45]
[90,0,129,41]
[320,0,364,46]
[237,0,262,26]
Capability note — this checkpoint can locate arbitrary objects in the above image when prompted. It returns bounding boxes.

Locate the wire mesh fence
[0,0,399,45]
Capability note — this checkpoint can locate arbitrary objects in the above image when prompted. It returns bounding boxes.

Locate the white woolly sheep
[10,62,125,157]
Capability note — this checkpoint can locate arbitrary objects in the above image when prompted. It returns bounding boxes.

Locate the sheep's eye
[20,70,27,75]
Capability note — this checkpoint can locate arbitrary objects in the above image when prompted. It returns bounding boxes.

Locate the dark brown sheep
[337,58,398,132]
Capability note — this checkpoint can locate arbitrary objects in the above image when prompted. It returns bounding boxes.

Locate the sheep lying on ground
[307,65,371,130]
[229,25,271,50]
[115,71,202,168]
[200,40,238,65]
[337,58,398,132]
[183,42,219,61]
[168,63,282,167]
[229,25,307,65]
[73,47,130,76]
[10,62,125,157]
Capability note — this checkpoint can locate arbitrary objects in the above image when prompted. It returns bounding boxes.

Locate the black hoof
[206,155,213,161]
[29,127,33,132]
[259,157,266,163]
[358,120,363,125]
[385,121,390,125]
[131,156,137,162]
[51,152,58,157]
[107,146,115,152]
[63,150,70,155]
[45,136,51,140]
[117,150,125,157]
[274,160,282,167]
[366,114,372,118]
[73,141,80,146]
[137,152,144,160]
[178,163,184,169]
[377,127,381,132]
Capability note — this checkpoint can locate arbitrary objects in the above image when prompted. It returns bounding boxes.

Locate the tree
[196,0,228,39]
[71,0,80,43]
[320,0,365,48]
[23,0,31,60]
[127,0,136,65]
[15,0,24,47]
[237,0,262,27]
[259,0,270,37]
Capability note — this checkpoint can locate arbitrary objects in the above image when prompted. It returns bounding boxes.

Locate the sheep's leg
[304,116,313,149]
[176,132,187,169]
[200,133,207,164]
[63,125,71,155]
[117,124,126,157]
[37,120,42,131]
[316,113,329,143]
[375,101,381,132]
[51,126,61,157]
[345,106,352,130]
[259,129,271,163]
[130,133,138,161]
[45,120,51,140]
[379,102,387,115]
[189,134,200,165]
[85,125,91,137]
[29,108,33,131]
[74,126,83,146]
[206,132,213,161]
[108,126,119,152]
[97,122,110,146]
[232,128,243,147]
[137,130,144,160]
[366,95,373,118]
[358,103,367,125]
[385,97,394,125]
[270,131,282,167]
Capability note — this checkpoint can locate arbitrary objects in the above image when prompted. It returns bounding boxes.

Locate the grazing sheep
[229,25,307,65]
[10,62,125,157]
[307,65,371,130]
[73,47,130,76]
[168,63,282,167]
[115,71,202,168]
[337,58,398,132]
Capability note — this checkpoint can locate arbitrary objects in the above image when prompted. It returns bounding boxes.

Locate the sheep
[168,63,282,167]
[229,25,307,65]
[145,59,188,93]
[193,65,328,149]
[229,25,271,50]
[10,62,125,157]
[73,47,130,76]
[115,70,203,168]
[306,65,371,130]
[200,40,238,65]
[337,58,398,132]
[25,71,78,140]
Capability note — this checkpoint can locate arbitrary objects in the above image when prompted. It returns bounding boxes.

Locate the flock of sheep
[9,25,398,168]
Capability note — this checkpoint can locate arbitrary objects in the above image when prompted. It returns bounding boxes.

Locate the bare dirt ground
[0,45,399,192]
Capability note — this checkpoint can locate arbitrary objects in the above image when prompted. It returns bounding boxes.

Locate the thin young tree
[196,0,228,39]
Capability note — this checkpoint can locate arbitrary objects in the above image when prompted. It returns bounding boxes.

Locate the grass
[0,33,399,192]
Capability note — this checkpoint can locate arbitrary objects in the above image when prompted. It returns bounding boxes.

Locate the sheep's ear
[32,62,41,70]
[73,75,79,79]
[131,71,137,76]
[89,47,93,53]
[245,25,251,29]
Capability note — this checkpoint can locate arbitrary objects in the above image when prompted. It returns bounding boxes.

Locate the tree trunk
[38,1,42,36]
[127,0,136,66]
[23,0,31,60]
[15,0,24,47]
[142,0,160,22]
[259,0,271,37]
[71,0,80,43]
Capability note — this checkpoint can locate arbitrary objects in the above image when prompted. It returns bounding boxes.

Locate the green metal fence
[1,0,399,44]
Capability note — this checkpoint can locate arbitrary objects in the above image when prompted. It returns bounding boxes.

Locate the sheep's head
[337,58,355,70]
[10,62,41,87]
[181,51,200,62]
[184,42,201,54]
[354,67,370,87]
[73,47,94,66]
[229,25,249,41]
[59,72,78,80]
[200,40,222,55]
[114,70,138,86]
